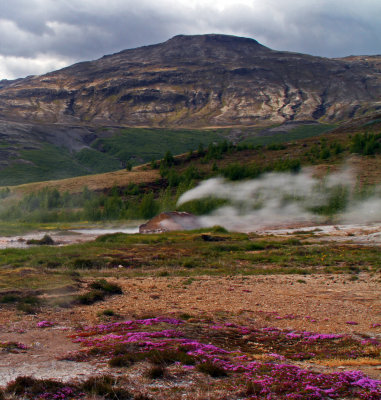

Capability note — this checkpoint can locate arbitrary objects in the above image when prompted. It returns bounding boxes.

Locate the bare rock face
[139,212,201,234]
[0,34,380,127]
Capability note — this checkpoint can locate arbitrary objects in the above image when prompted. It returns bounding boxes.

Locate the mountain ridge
[0,34,380,127]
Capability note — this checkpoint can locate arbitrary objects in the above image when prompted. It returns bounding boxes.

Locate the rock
[139,212,201,233]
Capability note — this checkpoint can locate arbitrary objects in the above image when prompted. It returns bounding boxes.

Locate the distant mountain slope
[0,34,380,127]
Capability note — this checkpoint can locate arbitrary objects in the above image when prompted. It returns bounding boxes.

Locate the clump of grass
[71,258,95,269]
[146,365,166,379]
[6,376,65,397]
[81,375,132,399]
[148,349,196,366]
[99,309,116,317]
[108,350,148,367]
[76,290,105,305]
[0,293,41,314]
[245,381,264,396]
[76,280,122,306]
[108,349,196,368]
[89,279,123,294]
[81,375,113,395]
[196,361,227,377]
[0,294,19,303]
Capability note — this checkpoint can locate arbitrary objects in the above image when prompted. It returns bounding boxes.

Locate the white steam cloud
[177,168,381,231]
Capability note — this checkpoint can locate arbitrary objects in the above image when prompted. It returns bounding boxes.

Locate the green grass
[74,148,121,172]
[0,145,89,186]
[0,231,379,297]
[0,127,226,186]
[91,127,227,165]
[243,124,336,146]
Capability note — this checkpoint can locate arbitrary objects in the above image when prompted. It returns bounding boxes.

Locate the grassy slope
[0,123,336,187]
[243,123,336,146]
[7,115,381,196]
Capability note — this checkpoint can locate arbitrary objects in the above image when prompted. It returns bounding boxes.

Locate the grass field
[0,229,379,293]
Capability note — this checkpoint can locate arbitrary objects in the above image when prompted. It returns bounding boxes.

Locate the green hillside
[0,123,334,186]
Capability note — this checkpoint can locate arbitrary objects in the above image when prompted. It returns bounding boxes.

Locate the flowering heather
[0,341,27,352]
[61,317,381,399]
[37,320,55,328]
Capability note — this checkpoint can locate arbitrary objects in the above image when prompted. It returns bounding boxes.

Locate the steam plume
[177,168,381,231]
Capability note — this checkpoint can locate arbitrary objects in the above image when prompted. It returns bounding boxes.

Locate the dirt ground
[1,272,380,386]
[0,222,380,390]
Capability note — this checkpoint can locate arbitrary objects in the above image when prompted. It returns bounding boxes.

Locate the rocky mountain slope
[0,34,380,127]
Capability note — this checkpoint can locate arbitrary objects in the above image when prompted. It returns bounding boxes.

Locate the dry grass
[316,358,381,367]
[11,169,160,194]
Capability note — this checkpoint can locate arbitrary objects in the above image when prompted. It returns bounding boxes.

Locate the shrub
[0,294,18,303]
[0,187,10,199]
[89,279,123,295]
[125,183,141,195]
[77,280,122,306]
[196,361,227,377]
[100,309,116,317]
[81,375,132,399]
[6,376,65,397]
[162,151,175,167]
[26,234,55,245]
[71,258,94,269]
[139,192,159,219]
[147,349,196,366]
[267,143,287,151]
[109,355,134,367]
[146,365,166,379]
[350,132,381,155]
[76,290,105,305]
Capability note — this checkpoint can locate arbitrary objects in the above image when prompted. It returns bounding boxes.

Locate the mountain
[0,34,380,127]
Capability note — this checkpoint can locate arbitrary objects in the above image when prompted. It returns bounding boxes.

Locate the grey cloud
[0,0,380,79]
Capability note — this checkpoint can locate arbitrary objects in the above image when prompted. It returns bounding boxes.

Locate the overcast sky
[0,0,380,80]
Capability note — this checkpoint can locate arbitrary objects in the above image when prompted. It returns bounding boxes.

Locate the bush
[350,132,381,155]
[71,258,94,269]
[81,375,132,399]
[139,192,159,219]
[26,234,55,245]
[77,290,105,305]
[6,376,65,397]
[162,151,175,167]
[100,309,116,317]
[77,280,122,306]
[90,279,123,295]
[147,349,196,366]
[196,361,227,377]
[0,187,10,199]
[126,161,132,171]
[146,365,166,379]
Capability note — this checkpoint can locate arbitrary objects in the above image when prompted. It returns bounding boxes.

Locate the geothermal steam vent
[139,212,201,233]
